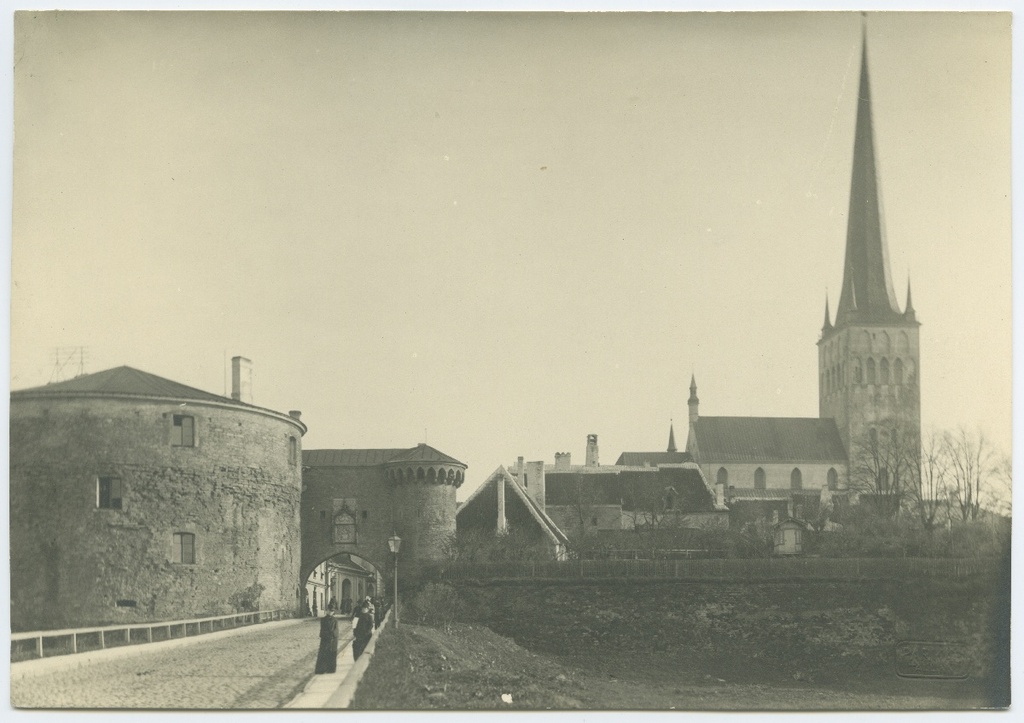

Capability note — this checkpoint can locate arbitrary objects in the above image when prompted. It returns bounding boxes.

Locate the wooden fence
[429,557,998,582]
[11,608,291,663]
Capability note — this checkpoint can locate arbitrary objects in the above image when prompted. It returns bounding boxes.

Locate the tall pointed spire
[834,24,903,327]
[667,420,677,453]
[822,293,833,332]
[687,375,699,426]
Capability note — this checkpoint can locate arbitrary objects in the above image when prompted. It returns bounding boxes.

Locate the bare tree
[849,414,918,517]
[906,428,950,532]
[944,427,996,523]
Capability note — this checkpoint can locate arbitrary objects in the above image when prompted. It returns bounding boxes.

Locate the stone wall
[452,571,1008,690]
[300,465,457,583]
[10,396,304,631]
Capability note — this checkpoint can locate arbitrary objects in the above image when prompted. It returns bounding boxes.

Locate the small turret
[903,279,917,322]
[822,294,833,333]
[687,375,699,426]
[667,421,677,453]
[585,434,599,467]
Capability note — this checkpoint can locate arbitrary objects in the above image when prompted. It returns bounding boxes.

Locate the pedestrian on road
[314,610,339,674]
[312,598,318,618]
[352,601,374,661]
[373,597,383,629]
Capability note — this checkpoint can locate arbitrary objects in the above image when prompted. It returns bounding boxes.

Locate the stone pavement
[11,617,350,709]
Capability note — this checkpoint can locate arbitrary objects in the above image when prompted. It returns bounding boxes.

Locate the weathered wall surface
[300,467,457,581]
[10,396,303,631]
[452,572,1008,691]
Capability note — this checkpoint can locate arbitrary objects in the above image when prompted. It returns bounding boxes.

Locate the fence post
[71,633,77,654]
[99,631,105,649]
[36,636,43,659]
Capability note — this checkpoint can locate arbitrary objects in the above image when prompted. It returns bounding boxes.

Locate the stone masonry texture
[10,396,305,631]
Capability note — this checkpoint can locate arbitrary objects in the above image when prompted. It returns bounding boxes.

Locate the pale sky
[10,9,1012,501]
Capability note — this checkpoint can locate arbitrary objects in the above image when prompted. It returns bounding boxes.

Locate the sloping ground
[350,623,994,710]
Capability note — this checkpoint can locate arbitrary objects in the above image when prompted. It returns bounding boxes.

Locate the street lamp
[387,534,402,627]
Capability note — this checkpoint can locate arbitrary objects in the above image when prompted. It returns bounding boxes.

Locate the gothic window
[790,468,803,490]
[717,467,728,486]
[827,468,839,491]
[894,358,904,385]
[866,358,876,384]
[754,467,766,490]
[880,357,890,384]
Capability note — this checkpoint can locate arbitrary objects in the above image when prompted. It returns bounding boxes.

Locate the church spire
[822,293,833,333]
[834,26,903,327]
[903,278,917,321]
[687,375,699,426]
[667,420,677,453]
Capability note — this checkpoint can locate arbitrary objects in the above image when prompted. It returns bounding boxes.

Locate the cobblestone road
[12,619,353,709]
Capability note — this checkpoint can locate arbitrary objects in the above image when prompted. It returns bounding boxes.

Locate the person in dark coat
[352,601,374,661]
[314,611,339,674]
[373,597,383,629]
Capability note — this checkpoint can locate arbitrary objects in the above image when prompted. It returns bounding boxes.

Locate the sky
[9,9,1012,502]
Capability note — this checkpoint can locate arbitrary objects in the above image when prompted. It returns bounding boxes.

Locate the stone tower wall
[819,324,920,452]
[9,396,304,631]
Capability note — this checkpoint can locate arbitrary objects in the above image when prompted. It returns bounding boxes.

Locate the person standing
[352,601,374,661]
[314,611,339,674]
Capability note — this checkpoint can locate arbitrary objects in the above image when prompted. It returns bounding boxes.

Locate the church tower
[818,29,921,455]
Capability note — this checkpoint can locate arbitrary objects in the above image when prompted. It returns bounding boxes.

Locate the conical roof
[384,443,466,468]
[13,365,234,404]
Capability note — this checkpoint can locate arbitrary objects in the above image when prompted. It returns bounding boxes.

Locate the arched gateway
[300,444,466,598]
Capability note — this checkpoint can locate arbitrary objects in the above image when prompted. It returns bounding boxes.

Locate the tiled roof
[545,467,714,512]
[385,443,465,467]
[303,444,465,468]
[302,449,407,467]
[691,417,847,463]
[12,366,235,404]
[614,451,693,467]
[457,467,568,546]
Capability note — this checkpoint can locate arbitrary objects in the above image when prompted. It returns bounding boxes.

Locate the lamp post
[387,534,402,627]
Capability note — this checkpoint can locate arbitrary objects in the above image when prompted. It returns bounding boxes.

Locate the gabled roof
[690,417,847,464]
[12,366,234,404]
[457,466,568,547]
[614,451,693,467]
[303,443,465,468]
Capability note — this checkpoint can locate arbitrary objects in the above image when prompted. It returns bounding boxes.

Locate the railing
[430,557,1000,582]
[11,609,291,663]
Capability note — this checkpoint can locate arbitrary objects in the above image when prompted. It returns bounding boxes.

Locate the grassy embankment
[350,621,994,710]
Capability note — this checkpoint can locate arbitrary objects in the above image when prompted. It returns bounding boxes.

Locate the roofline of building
[10,390,308,436]
[696,457,847,465]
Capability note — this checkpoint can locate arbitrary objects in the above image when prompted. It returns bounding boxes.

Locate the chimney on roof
[289,410,302,420]
[586,434,599,467]
[554,452,571,470]
[231,356,253,403]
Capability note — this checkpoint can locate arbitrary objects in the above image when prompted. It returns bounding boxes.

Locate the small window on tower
[97,477,122,510]
[172,415,195,447]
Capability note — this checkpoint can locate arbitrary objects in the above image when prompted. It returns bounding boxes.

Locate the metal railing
[11,609,291,662]
[430,557,999,582]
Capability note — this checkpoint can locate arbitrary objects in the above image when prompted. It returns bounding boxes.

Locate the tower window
[854,361,862,384]
[866,358,876,384]
[754,467,766,490]
[894,358,904,385]
[172,533,196,564]
[827,467,839,491]
[717,467,728,486]
[790,468,803,490]
[97,477,122,510]
[289,437,297,465]
[172,415,195,447]
[880,357,890,384]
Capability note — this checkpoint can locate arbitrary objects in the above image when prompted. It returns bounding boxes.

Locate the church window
[790,468,803,490]
[866,358,876,384]
[717,467,728,486]
[827,468,839,491]
[754,467,766,490]
[880,358,890,384]
[894,358,904,385]
[854,361,862,384]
